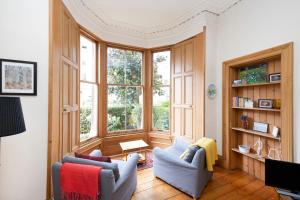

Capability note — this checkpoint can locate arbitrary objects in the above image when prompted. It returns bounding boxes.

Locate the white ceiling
[64,0,241,48]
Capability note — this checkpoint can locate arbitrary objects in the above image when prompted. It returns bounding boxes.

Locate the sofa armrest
[89,149,102,157]
[114,153,139,192]
[52,162,115,200]
[153,147,197,170]
[52,162,62,200]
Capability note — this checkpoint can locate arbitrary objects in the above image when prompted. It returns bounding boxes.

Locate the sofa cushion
[181,145,200,163]
[63,156,120,181]
[75,152,111,163]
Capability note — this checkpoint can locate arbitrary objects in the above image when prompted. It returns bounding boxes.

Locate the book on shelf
[232,97,237,107]
[232,96,245,107]
[239,98,244,107]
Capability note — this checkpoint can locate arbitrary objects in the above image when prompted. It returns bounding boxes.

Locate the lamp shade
[0,97,26,137]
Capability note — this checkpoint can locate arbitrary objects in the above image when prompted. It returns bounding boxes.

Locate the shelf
[232,107,281,112]
[231,127,280,140]
[232,82,281,88]
[232,148,265,163]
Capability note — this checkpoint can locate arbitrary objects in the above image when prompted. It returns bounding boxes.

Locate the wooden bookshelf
[232,148,265,163]
[232,107,281,112]
[232,127,280,140]
[222,43,293,181]
[232,82,280,88]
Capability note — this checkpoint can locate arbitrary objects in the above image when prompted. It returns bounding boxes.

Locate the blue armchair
[52,150,139,200]
[153,138,212,199]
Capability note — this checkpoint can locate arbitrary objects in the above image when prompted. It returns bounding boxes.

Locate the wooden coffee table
[119,140,149,163]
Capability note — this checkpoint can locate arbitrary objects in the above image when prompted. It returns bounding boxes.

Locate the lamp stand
[0,137,1,166]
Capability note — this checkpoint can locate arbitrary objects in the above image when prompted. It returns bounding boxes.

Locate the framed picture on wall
[0,59,37,95]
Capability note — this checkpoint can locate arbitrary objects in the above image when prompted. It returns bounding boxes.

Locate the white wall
[0,0,49,199]
[204,14,219,151]
[213,0,300,161]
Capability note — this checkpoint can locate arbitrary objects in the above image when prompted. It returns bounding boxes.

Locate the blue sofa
[153,138,212,199]
[52,150,139,200]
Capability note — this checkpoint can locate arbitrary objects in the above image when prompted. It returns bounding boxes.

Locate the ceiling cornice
[63,0,242,48]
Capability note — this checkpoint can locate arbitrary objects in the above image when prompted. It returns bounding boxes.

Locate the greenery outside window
[80,35,98,141]
[152,51,171,131]
[107,47,143,133]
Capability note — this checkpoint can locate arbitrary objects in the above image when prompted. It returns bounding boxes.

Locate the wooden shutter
[171,33,205,142]
[48,1,80,198]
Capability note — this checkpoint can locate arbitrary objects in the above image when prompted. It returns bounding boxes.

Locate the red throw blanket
[60,163,102,200]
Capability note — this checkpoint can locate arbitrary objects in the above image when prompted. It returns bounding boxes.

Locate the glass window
[80,35,98,141]
[80,83,98,141]
[107,47,143,132]
[80,36,96,82]
[152,51,171,131]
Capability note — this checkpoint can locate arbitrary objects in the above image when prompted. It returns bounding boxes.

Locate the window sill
[149,130,171,134]
[78,137,103,154]
[148,131,173,139]
[80,135,99,144]
[106,129,145,137]
[80,135,98,143]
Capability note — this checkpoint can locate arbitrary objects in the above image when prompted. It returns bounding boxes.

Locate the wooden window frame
[79,33,100,143]
[106,45,146,135]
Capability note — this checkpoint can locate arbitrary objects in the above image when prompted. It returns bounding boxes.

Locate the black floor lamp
[0,97,26,165]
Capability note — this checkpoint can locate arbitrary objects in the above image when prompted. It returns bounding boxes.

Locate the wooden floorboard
[132,167,278,200]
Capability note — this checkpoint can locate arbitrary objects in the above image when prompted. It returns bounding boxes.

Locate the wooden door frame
[47,0,81,198]
[47,0,62,198]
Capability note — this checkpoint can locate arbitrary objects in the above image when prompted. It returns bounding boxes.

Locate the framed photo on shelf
[269,73,281,83]
[0,59,37,95]
[239,64,268,84]
[253,121,268,133]
[272,126,279,138]
[258,99,273,109]
[244,98,254,108]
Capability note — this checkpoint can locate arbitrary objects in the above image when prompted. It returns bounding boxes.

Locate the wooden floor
[132,167,278,200]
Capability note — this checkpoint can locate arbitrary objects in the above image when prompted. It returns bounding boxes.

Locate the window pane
[152,87,170,130]
[80,83,98,141]
[153,51,170,86]
[80,36,96,82]
[107,86,143,132]
[126,87,143,130]
[107,86,126,131]
[107,47,142,85]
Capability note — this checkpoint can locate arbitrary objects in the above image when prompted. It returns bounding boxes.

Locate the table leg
[123,150,127,161]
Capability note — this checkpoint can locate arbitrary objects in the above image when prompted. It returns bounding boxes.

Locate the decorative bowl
[239,145,250,154]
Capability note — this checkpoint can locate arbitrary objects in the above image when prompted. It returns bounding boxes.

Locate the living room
[0,0,300,199]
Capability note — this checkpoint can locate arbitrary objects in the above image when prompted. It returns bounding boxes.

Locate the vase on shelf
[242,120,249,129]
[240,114,249,129]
